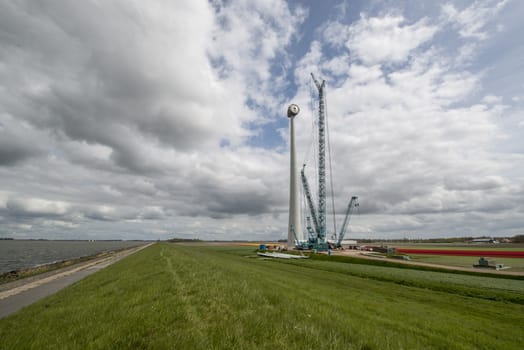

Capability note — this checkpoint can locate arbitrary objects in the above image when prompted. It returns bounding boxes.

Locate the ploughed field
[1,243,523,349]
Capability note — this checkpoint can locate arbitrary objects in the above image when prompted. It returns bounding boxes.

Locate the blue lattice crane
[301,164,320,236]
[310,73,328,250]
[335,196,359,248]
[298,73,359,251]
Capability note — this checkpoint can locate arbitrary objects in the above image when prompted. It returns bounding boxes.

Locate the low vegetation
[1,243,523,349]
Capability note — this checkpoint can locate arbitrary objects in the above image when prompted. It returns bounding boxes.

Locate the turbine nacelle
[287,104,300,118]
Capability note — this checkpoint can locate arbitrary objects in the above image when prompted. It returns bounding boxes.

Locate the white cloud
[482,95,502,104]
[294,41,323,85]
[346,15,438,65]
[442,0,509,40]
[210,0,307,115]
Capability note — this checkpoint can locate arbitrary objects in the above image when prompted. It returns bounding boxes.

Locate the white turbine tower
[287,104,302,249]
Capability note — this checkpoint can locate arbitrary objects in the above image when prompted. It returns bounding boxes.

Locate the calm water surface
[0,240,148,273]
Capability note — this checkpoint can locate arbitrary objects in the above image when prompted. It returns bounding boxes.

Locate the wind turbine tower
[287,103,302,248]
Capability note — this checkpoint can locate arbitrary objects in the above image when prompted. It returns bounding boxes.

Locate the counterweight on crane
[305,217,317,243]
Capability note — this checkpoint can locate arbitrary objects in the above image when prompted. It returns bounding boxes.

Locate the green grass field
[1,243,523,349]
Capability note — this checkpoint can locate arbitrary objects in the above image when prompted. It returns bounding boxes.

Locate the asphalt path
[0,243,153,319]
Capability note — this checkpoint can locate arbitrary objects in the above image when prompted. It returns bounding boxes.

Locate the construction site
[276,74,524,276]
[286,74,359,252]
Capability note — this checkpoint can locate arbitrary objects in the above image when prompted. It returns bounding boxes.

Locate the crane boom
[337,196,359,247]
[300,164,320,236]
[311,73,327,243]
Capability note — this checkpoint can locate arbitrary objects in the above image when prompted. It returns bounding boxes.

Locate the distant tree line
[350,235,523,243]
[166,236,524,244]
[513,235,524,243]
[167,238,203,243]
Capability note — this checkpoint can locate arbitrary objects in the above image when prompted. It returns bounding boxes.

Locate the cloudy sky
[1,0,523,241]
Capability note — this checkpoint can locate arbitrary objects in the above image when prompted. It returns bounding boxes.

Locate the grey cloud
[0,110,50,167]
[4,197,68,218]
[75,204,149,223]
[81,209,118,222]
[444,176,504,191]
[166,178,283,219]
[114,178,159,197]
[61,140,116,172]
[0,1,241,176]
[108,144,162,175]
[139,207,165,220]
[206,191,274,217]
[0,136,42,166]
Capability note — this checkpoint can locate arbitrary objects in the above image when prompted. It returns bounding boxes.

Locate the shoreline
[0,243,154,318]
[0,243,149,288]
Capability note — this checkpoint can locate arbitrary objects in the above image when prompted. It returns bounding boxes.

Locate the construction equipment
[305,217,317,243]
[334,196,359,248]
[301,164,320,236]
[290,224,300,247]
[311,74,327,244]
[473,257,509,270]
[296,74,358,251]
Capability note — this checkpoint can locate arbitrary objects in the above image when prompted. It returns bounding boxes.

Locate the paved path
[0,243,153,319]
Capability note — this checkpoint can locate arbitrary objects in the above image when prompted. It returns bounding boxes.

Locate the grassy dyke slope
[1,243,523,350]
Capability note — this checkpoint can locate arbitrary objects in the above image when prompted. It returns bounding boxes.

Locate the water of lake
[0,240,148,273]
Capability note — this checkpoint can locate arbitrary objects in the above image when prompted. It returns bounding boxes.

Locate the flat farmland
[1,243,523,349]
[405,255,524,272]
[392,243,524,252]
[391,243,524,272]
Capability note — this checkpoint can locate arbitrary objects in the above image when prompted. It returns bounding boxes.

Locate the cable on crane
[302,78,319,203]
[310,79,319,197]
[302,79,317,167]
[324,82,337,239]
